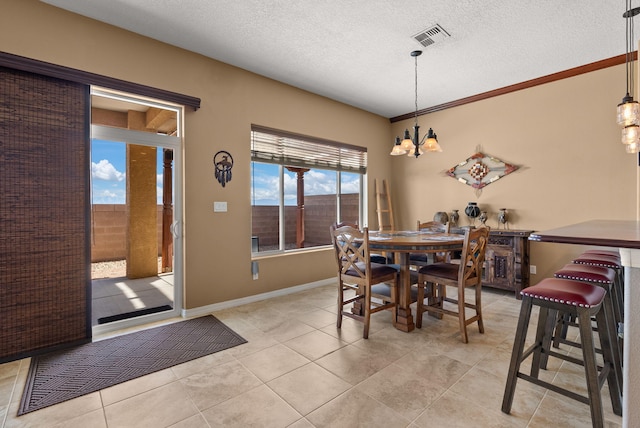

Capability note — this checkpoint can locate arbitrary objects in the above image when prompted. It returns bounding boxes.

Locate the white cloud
[251,165,359,205]
[92,159,125,182]
[99,190,118,199]
[91,188,125,204]
[340,176,360,193]
[252,174,280,203]
[304,170,336,194]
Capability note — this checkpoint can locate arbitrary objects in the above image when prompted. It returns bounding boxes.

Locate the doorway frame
[90,87,184,336]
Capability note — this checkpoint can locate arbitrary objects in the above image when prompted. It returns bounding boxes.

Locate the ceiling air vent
[412,24,450,47]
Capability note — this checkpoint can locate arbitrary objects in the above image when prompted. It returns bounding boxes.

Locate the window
[251,125,367,253]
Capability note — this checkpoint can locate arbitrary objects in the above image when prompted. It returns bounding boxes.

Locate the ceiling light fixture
[390,50,442,158]
[618,1,640,153]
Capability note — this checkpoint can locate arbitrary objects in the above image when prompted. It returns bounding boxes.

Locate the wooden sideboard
[483,229,533,298]
[447,228,533,297]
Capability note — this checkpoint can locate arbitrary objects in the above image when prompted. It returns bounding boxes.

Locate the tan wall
[2,0,393,309]
[390,64,638,283]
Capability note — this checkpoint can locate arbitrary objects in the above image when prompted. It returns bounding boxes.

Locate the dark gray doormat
[19,315,246,415]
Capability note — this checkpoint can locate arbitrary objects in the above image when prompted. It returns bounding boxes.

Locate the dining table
[368,230,465,332]
[529,219,640,428]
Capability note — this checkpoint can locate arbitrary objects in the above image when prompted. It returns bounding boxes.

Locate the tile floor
[0,284,623,427]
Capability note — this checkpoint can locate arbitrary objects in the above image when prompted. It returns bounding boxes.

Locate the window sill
[251,245,332,261]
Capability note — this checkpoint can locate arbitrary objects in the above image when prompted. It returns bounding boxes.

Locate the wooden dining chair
[332,221,389,264]
[330,224,399,339]
[415,226,490,343]
[409,220,451,267]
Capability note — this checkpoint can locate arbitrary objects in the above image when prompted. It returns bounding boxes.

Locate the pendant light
[618,1,640,152]
[390,50,442,158]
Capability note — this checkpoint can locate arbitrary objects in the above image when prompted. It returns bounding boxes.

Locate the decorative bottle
[464,202,481,226]
[449,209,459,227]
[498,208,509,229]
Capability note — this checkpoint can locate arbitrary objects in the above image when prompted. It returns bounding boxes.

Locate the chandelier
[617,1,640,153]
[390,50,442,158]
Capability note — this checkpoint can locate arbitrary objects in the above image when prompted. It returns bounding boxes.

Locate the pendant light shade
[626,142,640,153]
[400,129,414,151]
[423,128,442,152]
[617,2,640,153]
[390,136,408,155]
[617,94,640,126]
[622,124,640,145]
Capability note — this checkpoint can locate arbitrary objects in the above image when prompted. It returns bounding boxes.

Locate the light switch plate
[214,201,227,212]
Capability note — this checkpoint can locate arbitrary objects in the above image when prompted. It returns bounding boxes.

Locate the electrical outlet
[213,201,227,212]
[530,265,537,275]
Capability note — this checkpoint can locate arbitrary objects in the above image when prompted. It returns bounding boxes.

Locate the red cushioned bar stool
[555,263,623,336]
[582,249,621,260]
[573,253,624,322]
[551,264,623,392]
[502,278,622,428]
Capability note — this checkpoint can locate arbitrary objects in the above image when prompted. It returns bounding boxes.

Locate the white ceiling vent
[412,24,450,48]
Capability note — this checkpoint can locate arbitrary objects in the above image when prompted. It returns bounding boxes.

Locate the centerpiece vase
[464,202,481,226]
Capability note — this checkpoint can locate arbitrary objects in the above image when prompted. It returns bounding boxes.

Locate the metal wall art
[447,151,518,196]
[214,150,233,187]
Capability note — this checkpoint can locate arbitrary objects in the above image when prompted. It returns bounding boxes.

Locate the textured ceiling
[43,0,633,118]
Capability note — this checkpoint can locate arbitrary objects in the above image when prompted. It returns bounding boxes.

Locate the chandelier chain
[414,54,419,127]
[627,0,636,97]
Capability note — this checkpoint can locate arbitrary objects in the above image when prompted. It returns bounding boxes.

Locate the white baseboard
[182,277,335,318]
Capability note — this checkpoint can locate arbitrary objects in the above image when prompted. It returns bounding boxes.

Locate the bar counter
[530,219,640,428]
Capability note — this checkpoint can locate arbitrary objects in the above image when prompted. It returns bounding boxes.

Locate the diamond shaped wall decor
[446,152,518,193]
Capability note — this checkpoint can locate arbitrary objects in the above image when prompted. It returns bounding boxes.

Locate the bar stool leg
[502,295,533,413]
[577,309,605,426]
[601,286,624,396]
[534,307,558,372]
[595,301,623,416]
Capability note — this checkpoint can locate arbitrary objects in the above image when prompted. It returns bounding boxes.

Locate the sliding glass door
[90,88,183,333]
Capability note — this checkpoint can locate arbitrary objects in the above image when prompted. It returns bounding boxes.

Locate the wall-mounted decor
[213,150,233,187]
[446,152,518,196]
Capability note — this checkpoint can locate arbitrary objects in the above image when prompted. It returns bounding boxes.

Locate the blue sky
[251,163,360,206]
[91,139,164,204]
[91,140,360,205]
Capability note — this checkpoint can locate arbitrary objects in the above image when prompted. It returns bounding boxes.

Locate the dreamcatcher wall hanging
[214,150,233,187]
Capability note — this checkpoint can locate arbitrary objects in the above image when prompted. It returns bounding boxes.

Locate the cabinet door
[485,245,514,290]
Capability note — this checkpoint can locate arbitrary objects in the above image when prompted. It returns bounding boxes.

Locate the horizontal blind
[251,125,367,174]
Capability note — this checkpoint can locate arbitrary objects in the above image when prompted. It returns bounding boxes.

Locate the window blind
[251,125,367,174]
[0,66,91,362]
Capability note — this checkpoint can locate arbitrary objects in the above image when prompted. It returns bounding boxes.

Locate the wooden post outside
[286,167,310,248]
[161,149,173,272]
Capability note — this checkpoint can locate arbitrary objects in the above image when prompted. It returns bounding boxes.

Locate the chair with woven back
[415,226,490,343]
[330,223,399,339]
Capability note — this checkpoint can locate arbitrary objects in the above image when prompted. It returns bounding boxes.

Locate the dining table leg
[395,252,415,332]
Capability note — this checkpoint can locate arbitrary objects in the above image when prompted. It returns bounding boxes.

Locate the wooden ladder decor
[375,179,394,232]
